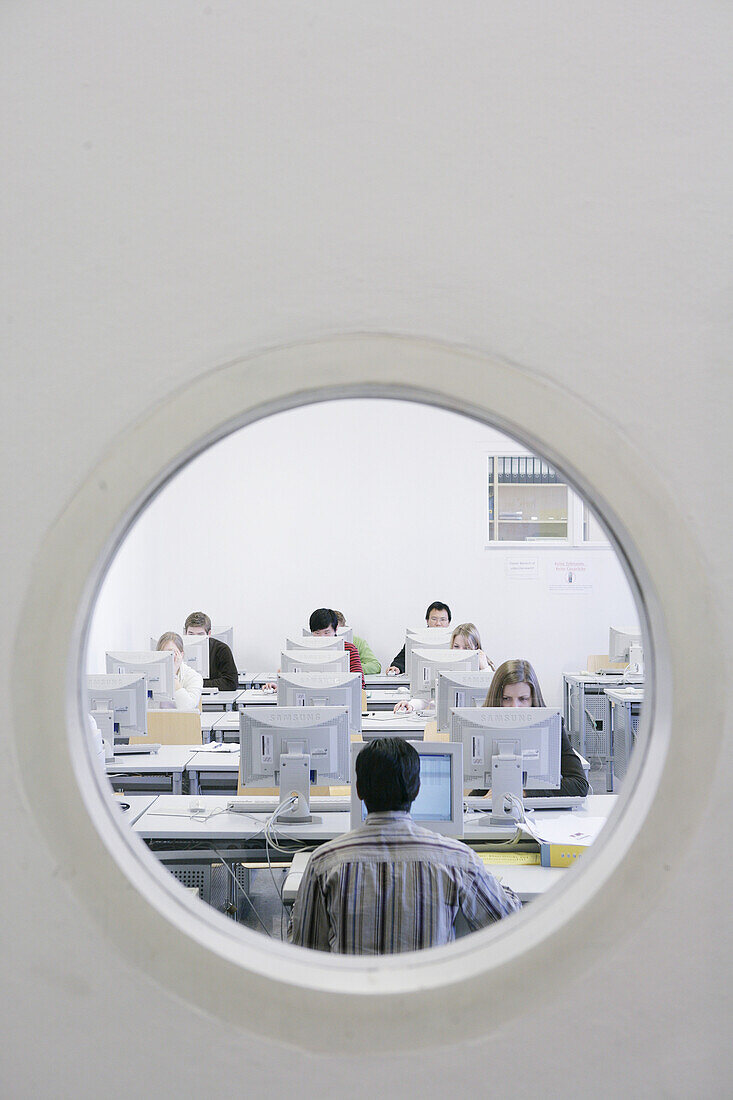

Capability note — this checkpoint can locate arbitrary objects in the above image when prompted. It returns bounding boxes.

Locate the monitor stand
[476,742,524,829]
[278,753,321,825]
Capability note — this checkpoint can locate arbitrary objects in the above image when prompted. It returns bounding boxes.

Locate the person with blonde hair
[481,659,589,797]
[449,622,494,672]
[394,622,494,714]
[156,631,203,710]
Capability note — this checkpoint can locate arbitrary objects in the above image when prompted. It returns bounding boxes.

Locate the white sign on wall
[549,558,592,593]
[505,557,539,580]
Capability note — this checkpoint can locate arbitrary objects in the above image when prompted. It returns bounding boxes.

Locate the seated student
[156,632,203,711]
[309,607,365,687]
[184,611,238,691]
[333,610,381,675]
[394,622,495,713]
[289,737,520,954]
[480,659,590,798]
[386,600,452,676]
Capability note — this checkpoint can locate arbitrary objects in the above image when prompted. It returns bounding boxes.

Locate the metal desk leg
[189,769,199,795]
[173,772,182,795]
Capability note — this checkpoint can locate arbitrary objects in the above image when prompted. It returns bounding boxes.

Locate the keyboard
[226,795,350,814]
[113,744,162,756]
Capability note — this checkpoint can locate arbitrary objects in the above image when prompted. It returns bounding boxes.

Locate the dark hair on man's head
[425,601,451,623]
[309,607,338,633]
[355,737,421,813]
[184,611,211,633]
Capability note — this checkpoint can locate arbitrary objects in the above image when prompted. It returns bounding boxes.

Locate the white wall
[3,2,732,1096]
[89,398,638,704]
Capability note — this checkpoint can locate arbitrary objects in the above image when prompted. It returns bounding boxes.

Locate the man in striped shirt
[289,737,521,954]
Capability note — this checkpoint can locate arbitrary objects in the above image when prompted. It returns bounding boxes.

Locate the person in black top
[184,611,238,691]
[482,659,589,797]
[386,600,452,675]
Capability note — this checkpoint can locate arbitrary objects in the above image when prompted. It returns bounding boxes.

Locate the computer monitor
[239,706,350,822]
[280,649,350,676]
[303,625,353,643]
[450,707,562,825]
[149,634,210,678]
[405,625,454,640]
[349,740,464,837]
[436,670,495,734]
[404,628,452,672]
[409,647,480,700]
[211,626,233,649]
[277,671,362,735]
[609,627,643,672]
[86,673,148,741]
[105,650,176,706]
[285,635,345,652]
[183,634,210,678]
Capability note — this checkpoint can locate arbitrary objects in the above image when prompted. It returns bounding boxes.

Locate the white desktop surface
[463,793,614,840]
[236,688,280,707]
[134,793,615,845]
[362,712,429,734]
[605,686,644,704]
[206,711,241,735]
[201,690,244,711]
[135,797,352,842]
[107,746,197,773]
[112,793,159,824]
[566,672,627,684]
[187,749,240,781]
[365,674,410,690]
[365,689,413,708]
[209,707,423,737]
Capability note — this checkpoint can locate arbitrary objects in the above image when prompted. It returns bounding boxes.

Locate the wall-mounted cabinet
[487,456,608,546]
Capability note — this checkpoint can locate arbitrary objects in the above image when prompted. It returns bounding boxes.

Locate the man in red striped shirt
[309,607,365,687]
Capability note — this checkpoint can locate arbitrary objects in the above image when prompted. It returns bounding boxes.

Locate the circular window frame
[12,334,720,1052]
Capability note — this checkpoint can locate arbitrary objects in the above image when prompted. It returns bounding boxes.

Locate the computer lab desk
[365,674,409,690]
[200,690,245,711]
[235,686,412,712]
[132,794,616,905]
[188,715,431,794]
[106,746,198,795]
[112,793,159,824]
[200,709,429,748]
[605,686,644,788]
[187,748,240,794]
[362,713,428,737]
[248,674,411,692]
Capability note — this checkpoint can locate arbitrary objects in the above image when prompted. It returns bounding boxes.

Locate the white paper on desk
[195,744,239,752]
[520,816,608,846]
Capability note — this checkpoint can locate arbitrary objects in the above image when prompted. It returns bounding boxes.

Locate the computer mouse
[397,686,410,694]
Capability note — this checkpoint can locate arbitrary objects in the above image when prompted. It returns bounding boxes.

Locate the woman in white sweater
[156,631,203,710]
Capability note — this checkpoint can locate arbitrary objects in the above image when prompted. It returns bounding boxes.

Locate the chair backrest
[132,710,203,745]
[586,654,626,674]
